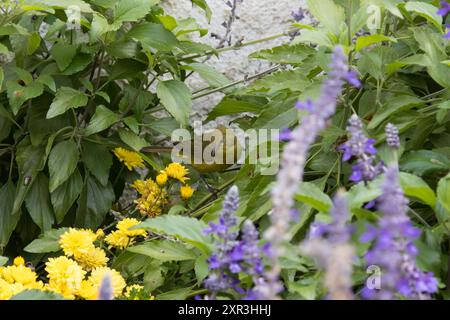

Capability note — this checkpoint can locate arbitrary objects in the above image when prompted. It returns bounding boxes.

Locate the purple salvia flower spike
[385,123,400,148]
[262,46,355,299]
[97,272,114,300]
[362,166,438,300]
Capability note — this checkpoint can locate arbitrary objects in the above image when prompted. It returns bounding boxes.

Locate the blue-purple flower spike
[385,123,400,149]
[301,190,355,300]
[264,46,357,299]
[339,115,385,183]
[361,166,438,300]
[97,272,114,300]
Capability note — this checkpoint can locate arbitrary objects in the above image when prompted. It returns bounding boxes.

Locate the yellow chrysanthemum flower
[75,247,109,271]
[113,147,145,171]
[116,218,147,237]
[132,179,168,217]
[13,256,25,266]
[0,278,15,300]
[85,267,126,299]
[45,256,86,299]
[59,228,97,258]
[156,172,168,186]
[77,280,97,300]
[1,264,40,287]
[105,230,133,249]
[163,163,189,183]
[180,185,194,199]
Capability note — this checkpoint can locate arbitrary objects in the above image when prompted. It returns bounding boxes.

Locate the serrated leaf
[355,34,397,52]
[399,172,436,208]
[84,105,120,136]
[6,81,44,115]
[128,22,178,52]
[306,0,345,35]
[50,43,77,71]
[295,182,333,212]
[113,0,159,24]
[206,97,265,121]
[400,150,450,176]
[156,80,192,126]
[185,63,229,88]
[436,173,450,222]
[135,215,212,254]
[47,87,88,119]
[118,128,148,151]
[404,2,442,29]
[128,240,197,261]
[250,44,315,64]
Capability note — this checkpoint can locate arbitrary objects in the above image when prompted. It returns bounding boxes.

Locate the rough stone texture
[162,0,308,129]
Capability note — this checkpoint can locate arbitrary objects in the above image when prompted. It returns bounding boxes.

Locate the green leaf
[355,34,397,52]
[156,286,194,300]
[81,142,112,186]
[128,22,178,52]
[143,260,164,291]
[404,2,442,29]
[191,0,212,21]
[113,0,159,25]
[27,32,41,55]
[436,173,450,222]
[250,44,315,64]
[399,172,436,208]
[24,228,67,253]
[156,80,192,126]
[46,87,88,119]
[368,95,423,129]
[48,140,80,192]
[295,182,333,213]
[51,169,83,223]
[84,105,120,136]
[10,290,64,300]
[0,181,20,247]
[185,63,229,88]
[90,13,118,42]
[6,81,44,115]
[348,177,383,209]
[306,0,345,35]
[24,173,54,231]
[136,215,212,254]
[24,0,93,12]
[118,128,148,151]
[50,43,77,71]
[128,240,197,262]
[0,256,8,266]
[206,97,265,121]
[0,67,3,91]
[400,150,450,175]
[75,175,115,229]
[194,255,209,283]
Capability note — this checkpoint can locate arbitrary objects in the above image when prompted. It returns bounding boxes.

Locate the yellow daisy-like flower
[156,172,168,186]
[132,179,168,217]
[45,256,86,299]
[85,267,126,299]
[1,264,40,287]
[0,278,15,300]
[113,147,145,171]
[13,256,25,266]
[180,185,194,199]
[163,163,189,183]
[116,218,147,237]
[77,280,97,300]
[105,230,133,250]
[75,247,109,271]
[59,228,97,258]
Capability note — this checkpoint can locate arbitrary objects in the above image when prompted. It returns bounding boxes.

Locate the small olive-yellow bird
[141,126,242,174]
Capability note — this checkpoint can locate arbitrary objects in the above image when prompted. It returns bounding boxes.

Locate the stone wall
[162,0,308,127]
